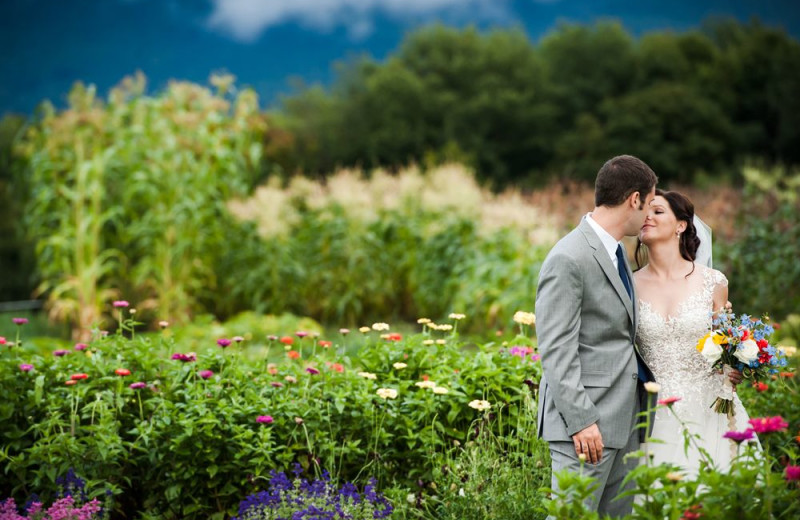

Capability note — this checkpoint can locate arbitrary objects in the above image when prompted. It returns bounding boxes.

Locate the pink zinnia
[786,465,800,481]
[256,415,273,424]
[12,317,28,325]
[19,364,34,372]
[267,335,279,341]
[0,336,6,344]
[296,331,309,338]
[339,328,350,335]
[723,429,755,443]
[112,300,129,308]
[748,416,789,434]
[306,367,320,375]
[530,354,541,362]
[217,338,232,348]
[199,370,214,379]
[171,352,196,362]
[53,349,70,357]
[115,368,131,376]
[233,336,244,343]
[658,396,682,407]
[129,382,147,390]
[74,343,88,351]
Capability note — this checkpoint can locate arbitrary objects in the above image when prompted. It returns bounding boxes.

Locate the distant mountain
[2,0,799,115]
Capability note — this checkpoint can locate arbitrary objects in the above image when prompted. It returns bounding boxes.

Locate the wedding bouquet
[696,309,787,415]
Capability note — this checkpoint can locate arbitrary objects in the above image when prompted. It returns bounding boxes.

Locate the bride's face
[640,195,685,245]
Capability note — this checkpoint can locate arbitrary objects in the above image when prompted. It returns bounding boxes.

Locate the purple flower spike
[129,382,147,390]
[256,415,274,424]
[19,364,34,372]
[112,300,129,308]
[12,317,28,326]
[217,338,232,348]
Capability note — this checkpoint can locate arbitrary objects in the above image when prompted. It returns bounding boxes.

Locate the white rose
[734,339,760,364]
[699,336,723,364]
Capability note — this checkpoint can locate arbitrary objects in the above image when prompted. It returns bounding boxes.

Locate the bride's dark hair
[635,189,701,276]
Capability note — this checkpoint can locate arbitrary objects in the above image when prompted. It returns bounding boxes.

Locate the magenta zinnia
[112,300,129,308]
[658,396,682,407]
[19,364,34,372]
[217,338,232,348]
[129,382,147,390]
[256,415,273,424]
[12,317,28,325]
[786,465,800,481]
[748,416,789,434]
[723,429,755,443]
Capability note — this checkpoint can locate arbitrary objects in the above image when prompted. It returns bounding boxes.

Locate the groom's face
[627,187,656,235]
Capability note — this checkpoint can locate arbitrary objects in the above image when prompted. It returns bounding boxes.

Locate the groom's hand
[573,423,603,464]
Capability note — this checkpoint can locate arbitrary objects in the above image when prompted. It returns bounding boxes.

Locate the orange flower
[280,336,294,345]
[330,363,344,373]
[319,340,332,348]
[421,374,429,381]
[287,350,300,360]
[70,373,88,380]
[387,333,402,341]
[780,371,795,378]
[65,380,78,386]
[115,368,131,376]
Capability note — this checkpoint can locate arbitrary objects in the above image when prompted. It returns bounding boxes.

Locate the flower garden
[1,305,799,519]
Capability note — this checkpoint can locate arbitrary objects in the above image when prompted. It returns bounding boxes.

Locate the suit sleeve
[536,252,599,436]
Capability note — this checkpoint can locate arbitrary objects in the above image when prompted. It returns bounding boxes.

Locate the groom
[536,155,657,517]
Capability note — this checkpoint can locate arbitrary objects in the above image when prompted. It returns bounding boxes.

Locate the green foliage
[716,166,800,319]
[0,315,540,519]
[270,19,800,185]
[428,392,551,520]
[15,73,266,333]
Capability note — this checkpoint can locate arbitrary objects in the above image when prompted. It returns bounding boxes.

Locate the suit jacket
[536,217,653,449]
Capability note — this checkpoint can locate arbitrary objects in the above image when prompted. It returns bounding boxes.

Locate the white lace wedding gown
[637,266,757,474]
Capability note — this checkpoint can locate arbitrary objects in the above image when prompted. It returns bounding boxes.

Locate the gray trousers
[548,427,639,518]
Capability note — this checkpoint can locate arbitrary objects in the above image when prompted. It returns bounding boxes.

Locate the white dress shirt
[586,212,622,269]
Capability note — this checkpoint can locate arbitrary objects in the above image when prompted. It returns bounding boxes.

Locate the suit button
[632,374,637,380]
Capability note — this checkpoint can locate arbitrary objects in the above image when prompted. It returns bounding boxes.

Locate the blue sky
[2,0,799,116]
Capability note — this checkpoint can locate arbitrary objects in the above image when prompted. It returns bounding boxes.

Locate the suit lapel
[579,219,635,324]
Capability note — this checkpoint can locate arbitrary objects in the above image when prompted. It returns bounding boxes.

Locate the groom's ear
[628,190,640,209]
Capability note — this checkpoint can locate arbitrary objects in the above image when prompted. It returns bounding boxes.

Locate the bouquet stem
[711,364,736,416]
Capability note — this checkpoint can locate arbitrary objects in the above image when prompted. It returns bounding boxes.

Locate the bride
[633,189,757,474]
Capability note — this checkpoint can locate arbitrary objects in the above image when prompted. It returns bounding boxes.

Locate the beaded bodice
[636,267,729,412]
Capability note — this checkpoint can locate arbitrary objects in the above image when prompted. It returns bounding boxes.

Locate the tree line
[265,18,800,186]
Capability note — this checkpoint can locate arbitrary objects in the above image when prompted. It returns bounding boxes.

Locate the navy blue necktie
[617,244,647,381]
[615,244,632,299]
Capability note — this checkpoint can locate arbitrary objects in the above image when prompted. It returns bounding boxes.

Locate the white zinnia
[468,399,492,411]
[734,339,760,364]
[376,388,398,400]
[392,362,407,370]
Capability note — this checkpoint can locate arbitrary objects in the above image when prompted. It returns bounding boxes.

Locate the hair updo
[635,189,701,274]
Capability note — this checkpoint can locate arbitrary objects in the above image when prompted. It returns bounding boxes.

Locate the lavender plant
[233,465,393,520]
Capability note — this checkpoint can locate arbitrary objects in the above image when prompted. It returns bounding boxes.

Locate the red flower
[754,381,769,392]
[0,337,6,345]
[681,504,703,520]
[658,396,682,406]
[757,339,768,349]
[387,333,402,341]
[280,336,294,345]
[421,374,430,381]
[319,340,332,348]
[287,350,300,360]
[70,373,88,380]
[115,368,131,377]
[329,363,344,373]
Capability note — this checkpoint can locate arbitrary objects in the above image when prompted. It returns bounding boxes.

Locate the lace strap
[703,267,728,293]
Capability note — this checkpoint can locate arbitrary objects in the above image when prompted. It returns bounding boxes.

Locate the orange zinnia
[287,350,300,360]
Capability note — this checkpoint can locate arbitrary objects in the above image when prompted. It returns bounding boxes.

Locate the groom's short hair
[595,155,658,208]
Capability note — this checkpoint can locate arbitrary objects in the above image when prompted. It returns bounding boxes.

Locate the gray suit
[536,218,652,517]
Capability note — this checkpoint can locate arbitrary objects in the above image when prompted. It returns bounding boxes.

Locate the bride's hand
[727,368,743,386]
